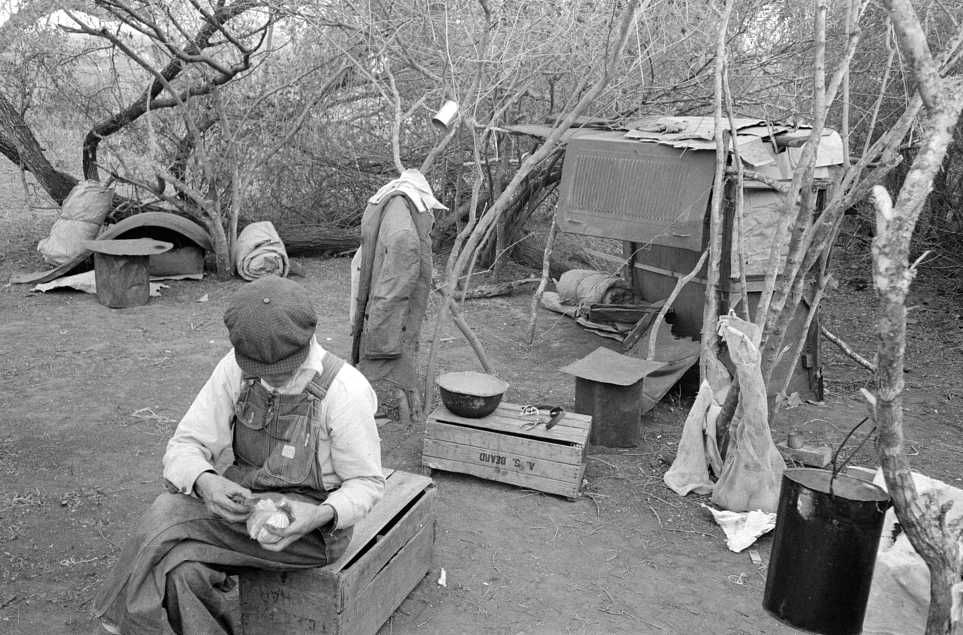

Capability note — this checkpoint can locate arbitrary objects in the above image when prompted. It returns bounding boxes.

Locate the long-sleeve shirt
[163,337,384,529]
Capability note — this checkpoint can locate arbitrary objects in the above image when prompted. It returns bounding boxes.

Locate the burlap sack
[38,180,113,265]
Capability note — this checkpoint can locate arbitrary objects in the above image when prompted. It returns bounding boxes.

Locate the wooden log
[513,235,595,280]
[274,224,360,256]
[453,278,540,301]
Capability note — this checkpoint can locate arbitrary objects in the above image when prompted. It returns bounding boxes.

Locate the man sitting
[94,275,384,634]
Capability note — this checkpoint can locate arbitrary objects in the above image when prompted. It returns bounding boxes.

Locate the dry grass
[0,164,62,276]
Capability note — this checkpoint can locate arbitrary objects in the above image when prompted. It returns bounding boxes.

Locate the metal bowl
[436,371,509,418]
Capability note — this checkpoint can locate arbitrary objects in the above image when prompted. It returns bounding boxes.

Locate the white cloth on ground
[701,504,776,552]
[32,270,169,296]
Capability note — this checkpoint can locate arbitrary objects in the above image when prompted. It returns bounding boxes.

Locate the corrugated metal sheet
[557,131,715,250]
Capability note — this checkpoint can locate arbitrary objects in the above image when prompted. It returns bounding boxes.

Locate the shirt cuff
[167,460,216,497]
[321,503,339,531]
[192,470,217,497]
[323,492,352,530]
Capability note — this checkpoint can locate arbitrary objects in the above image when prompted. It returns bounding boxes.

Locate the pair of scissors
[520,405,565,431]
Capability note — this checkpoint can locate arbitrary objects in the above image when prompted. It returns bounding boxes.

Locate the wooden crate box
[239,469,435,635]
[423,402,592,500]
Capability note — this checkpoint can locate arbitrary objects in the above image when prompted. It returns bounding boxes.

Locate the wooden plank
[338,520,435,635]
[338,486,435,607]
[327,470,433,575]
[425,421,583,465]
[620,310,658,351]
[431,401,594,431]
[428,403,591,445]
[424,455,582,500]
[586,304,660,323]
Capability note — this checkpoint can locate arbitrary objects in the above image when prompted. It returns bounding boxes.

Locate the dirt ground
[2,169,962,634]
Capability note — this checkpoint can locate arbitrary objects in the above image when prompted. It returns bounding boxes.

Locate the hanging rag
[233,221,289,280]
[663,355,728,495]
[710,313,786,513]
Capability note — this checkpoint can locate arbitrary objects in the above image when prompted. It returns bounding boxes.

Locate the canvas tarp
[732,189,787,278]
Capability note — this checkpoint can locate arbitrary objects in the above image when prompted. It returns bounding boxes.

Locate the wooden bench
[239,469,435,634]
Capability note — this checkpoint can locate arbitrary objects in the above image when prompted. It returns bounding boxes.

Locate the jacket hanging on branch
[710,313,786,513]
[350,170,441,391]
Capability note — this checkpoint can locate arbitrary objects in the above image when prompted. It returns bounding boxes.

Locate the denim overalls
[226,355,344,501]
[224,354,352,556]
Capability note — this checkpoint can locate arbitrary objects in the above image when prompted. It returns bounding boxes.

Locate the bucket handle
[829,416,877,496]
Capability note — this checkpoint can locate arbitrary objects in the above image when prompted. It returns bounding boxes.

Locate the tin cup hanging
[431,100,459,131]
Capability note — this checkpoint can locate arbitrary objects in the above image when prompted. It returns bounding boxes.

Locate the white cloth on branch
[368,168,447,213]
[664,381,719,496]
[709,313,786,513]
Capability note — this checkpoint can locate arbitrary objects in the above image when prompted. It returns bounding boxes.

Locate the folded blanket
[233,221,289,280]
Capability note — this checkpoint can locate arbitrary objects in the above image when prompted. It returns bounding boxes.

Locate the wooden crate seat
[239,469,435,634]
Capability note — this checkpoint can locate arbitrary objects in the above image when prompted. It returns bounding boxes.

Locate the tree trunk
[699,0,733,380]
[0,92,78,203]
[205,207,233,280]
[869,60,963,632]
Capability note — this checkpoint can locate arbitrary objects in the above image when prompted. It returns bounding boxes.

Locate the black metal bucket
[763,467,891,635]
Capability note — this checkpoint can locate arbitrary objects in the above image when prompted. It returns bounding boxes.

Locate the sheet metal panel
[557,132,716,250]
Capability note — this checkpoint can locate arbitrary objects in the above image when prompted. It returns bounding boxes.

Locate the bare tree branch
[62,0,269,180]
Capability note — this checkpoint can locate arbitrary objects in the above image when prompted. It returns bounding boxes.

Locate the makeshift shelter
[513,116,843,398]
[11,211,212,285]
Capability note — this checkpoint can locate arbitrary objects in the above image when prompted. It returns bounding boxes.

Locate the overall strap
[305,354,346,401]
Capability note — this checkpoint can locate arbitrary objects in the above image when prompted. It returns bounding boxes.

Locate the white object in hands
[247,499,291,544]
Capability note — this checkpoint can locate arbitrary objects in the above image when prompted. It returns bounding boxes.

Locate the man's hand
[258,499,335,552]
[194,472,253,523]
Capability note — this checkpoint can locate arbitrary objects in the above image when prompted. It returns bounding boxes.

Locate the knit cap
[223,275,317,377]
